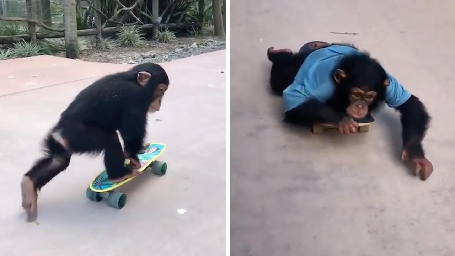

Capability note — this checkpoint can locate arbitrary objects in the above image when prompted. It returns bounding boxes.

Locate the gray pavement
[0,51,226,255]
[230,0,455,255]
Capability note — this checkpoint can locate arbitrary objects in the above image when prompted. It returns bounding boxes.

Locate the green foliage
[117,26,145,47]
[1,40,62,59]
[50,0,64,17]
[95,39,111,50]
[157,28,177,43]
[0,22,26,36]
[0,49,12,60]
[77,0,209,28]
[10,41,48,58]
[187,0,214,25]
[38,39,66,54]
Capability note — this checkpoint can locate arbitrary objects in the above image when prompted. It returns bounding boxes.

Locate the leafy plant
[0,49,11,60]
[186,0,213,25]
[0,22,26,36]
[10,40,50,58]
[38,39,66,54]
[157,27,177,43]
[117,26,145,47]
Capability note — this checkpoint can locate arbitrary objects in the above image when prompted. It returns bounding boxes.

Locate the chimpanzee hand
[123,150,141,169]
[338,117,359,134]
[139,143,151,154]
[401,150,434,180]
[128,157,141,169]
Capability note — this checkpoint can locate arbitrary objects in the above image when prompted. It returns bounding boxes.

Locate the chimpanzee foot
[267,47,293,54]
[109,169,142,183]
[21,176,38,222]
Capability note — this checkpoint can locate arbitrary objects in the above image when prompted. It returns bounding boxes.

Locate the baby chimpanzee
[267,41,433,181]
[21,63,169,222]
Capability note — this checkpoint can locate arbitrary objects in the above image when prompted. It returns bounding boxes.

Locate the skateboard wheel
[86,187,103,202]
[151,161,167,176]
[311,125,323,134]
[358,126,369,133]
[107,191,127,209]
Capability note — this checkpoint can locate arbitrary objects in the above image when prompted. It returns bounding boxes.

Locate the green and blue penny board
[90,143,166,192]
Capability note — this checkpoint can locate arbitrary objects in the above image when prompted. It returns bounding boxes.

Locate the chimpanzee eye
[352,93,361,99]
[365,96,374,101]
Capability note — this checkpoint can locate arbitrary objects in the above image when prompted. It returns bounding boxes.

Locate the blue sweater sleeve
[385,73,412,108]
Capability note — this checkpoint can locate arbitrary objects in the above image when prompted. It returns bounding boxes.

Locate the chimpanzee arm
[385,73,433,180]
[285,99,345,124]
[394,95,430,158]
[385,74,431,158]
[119,108,147,158]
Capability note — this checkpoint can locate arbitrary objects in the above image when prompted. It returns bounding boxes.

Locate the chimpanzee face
[345,87,378,119]
[334,67,388,120]
[148,85,168,113]
[136,71,169,113]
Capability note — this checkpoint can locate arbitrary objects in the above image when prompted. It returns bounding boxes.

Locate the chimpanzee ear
[334,69,347,84]
[137,71,151,86]
[384,78,390,87]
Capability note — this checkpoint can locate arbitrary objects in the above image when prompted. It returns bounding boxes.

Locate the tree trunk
[222,0,226,32]
[152,0,159,38]
[40,0,52,27]
[198,0,204,34]
[212,0,224,37]
[25,0,38,43]
[0,0,7,16]
[94,0,103,48]
[63,0,79,59]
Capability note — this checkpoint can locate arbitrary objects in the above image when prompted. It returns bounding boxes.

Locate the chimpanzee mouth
[347,112,368,121]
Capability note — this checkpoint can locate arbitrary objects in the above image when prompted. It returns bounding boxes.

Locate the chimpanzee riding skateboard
[86,143,167,209]
[311,114,375,134]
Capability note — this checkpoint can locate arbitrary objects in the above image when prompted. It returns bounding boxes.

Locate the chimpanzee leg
[267,47,294,63]
[298,41,331,54]
[24,132,72,191]
[268,48,305,95]
[102,132,138,181]
[23,121,109,196]
[21,122,133,222]
[22,132,72,222]
[60,123,134,181]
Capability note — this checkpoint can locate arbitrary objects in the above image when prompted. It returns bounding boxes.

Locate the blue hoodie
[282,44,411,112]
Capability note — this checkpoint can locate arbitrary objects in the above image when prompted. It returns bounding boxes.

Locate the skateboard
[86,143,167,209]
[311,114,375,134]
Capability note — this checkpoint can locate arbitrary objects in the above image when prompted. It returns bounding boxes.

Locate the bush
[157,28,177,43]
[117,26,145,47]
[0,22,25,36]
[0,49,11,60]
[38,39,66,54]
[11,41,46,57]
[8,40,60,58]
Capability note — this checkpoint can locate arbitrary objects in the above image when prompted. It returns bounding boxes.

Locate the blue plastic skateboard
[86,143,167,209]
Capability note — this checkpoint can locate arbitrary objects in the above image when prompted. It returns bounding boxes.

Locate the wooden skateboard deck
[311,115,375,134]
[86,143,167,209]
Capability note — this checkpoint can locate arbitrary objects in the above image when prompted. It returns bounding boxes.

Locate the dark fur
[25,63,169,190]
[268,41,430,159]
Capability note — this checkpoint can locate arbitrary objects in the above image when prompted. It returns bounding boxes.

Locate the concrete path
[230,0,455,255]
[0,51,226,255]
